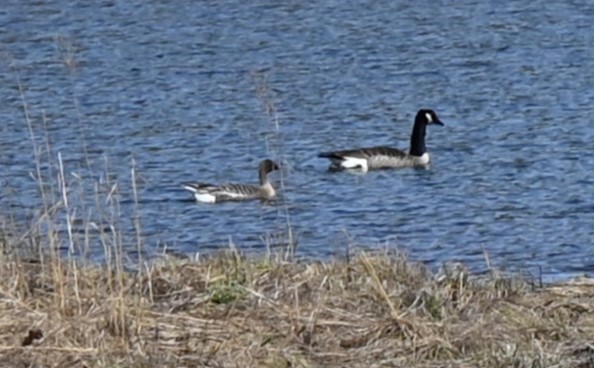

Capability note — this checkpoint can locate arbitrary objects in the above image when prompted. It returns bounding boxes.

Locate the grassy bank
[1,246,593,368]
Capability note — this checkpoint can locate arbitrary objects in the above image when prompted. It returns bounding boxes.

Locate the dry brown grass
[0,246,593,368]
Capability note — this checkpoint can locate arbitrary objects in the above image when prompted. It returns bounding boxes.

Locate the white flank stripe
[194,192,217,203]
[183,185,198,193]
[223,190,243,198]
[340,156,369,172]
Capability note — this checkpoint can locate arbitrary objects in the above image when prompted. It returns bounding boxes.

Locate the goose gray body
[183,159,280,203]
[319,109,444,172]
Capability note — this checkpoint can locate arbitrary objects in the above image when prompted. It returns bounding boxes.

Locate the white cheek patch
[340,156,369,172]
[425,113,433,123]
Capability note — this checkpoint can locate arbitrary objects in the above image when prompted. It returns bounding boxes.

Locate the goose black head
[417,109,444,126]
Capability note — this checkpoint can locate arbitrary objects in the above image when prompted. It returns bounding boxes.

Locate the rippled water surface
[1,0,593,278]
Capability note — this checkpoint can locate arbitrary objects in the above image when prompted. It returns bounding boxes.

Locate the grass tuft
[0,246,593,367]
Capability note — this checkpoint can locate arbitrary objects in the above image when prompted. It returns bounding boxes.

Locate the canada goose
[318,109,444,172]
[183,159,280,203]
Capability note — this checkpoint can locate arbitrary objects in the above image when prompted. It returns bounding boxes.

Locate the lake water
[1,0,593,279]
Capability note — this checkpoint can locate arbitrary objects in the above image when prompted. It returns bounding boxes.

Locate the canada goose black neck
[409,109,443,157]
[409,112,428,157]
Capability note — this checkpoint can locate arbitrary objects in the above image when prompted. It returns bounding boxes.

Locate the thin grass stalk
[17,67,52,216]
[131,158,143,272]
[55,36,92,170]
[41,112,56,205]
[251,72,296,260]
[58,152,75,255]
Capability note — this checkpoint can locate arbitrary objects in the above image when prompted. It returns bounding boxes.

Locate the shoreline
[1,248,593,367]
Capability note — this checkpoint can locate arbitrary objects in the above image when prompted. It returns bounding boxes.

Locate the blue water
[1,0,593,279]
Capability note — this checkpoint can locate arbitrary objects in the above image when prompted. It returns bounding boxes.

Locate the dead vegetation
[0,245,593,368]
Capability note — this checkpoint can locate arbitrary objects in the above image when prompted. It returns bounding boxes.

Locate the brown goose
[183,159,280,203]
